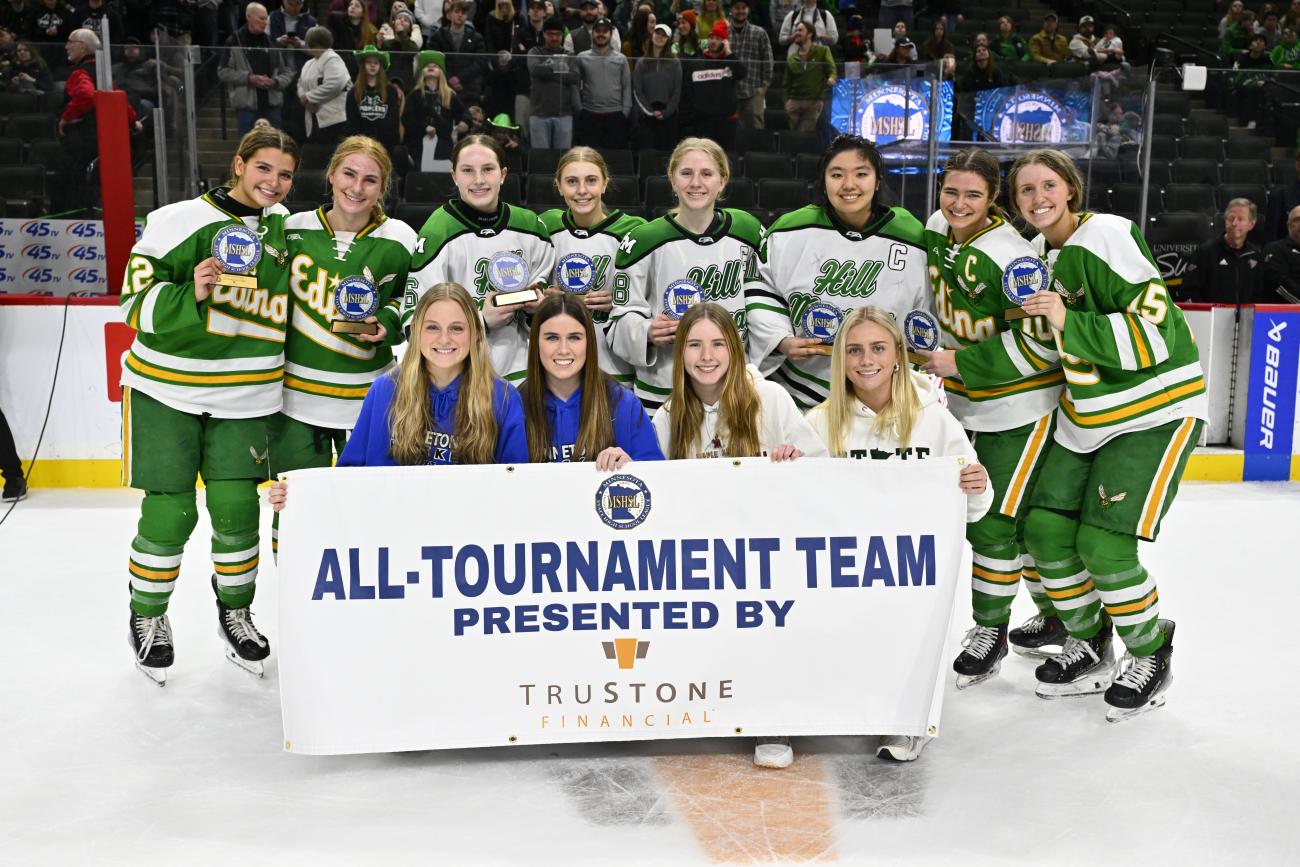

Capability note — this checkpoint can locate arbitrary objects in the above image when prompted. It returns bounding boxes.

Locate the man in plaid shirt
[727,0,773,129]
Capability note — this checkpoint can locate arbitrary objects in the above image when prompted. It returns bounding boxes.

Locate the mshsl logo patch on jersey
[595,474,652,530]
[555,253,595,293]
[1002,256,1049,306]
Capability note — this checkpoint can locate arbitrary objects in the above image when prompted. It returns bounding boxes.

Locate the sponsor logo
[20,221,53,237]
[994,91,1068,144]
[21,244,58,260]
[67,245,103,261]
[595,473,651,530]
[22,266,56,283]
[602,638,650,670]
[67,221,103,239]
[68,267,102,284]
[1259,318,1287,450]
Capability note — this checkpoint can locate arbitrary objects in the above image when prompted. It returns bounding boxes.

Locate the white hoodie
[805,370,992,522]
[652,364,828,460]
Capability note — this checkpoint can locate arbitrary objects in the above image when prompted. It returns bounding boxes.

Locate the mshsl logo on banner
[277,458,968,756]
[0,219,145,294]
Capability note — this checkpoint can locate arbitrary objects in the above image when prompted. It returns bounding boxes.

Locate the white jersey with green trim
[1032,212,1207,452]
[745,204,931,410]
[540,208,645,383]
[282,209,418,430]
[118,193,290,419]
[608,209,763,407]
[923,210,1064,432]
[406,201,555,382]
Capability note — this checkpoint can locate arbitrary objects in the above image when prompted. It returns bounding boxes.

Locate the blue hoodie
[544,383,665,463]
[339,371,528,466]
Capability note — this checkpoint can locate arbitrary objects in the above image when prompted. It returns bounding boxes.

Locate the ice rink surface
[2,482,1298,866]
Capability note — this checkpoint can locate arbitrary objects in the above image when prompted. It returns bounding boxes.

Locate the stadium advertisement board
[830,77,954,144]
[973,85,1093,144]
[0,219,144,295]
[1243,305,1300,480]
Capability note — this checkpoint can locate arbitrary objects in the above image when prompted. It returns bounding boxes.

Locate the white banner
[0,218,144,295]
[277,457,969,755]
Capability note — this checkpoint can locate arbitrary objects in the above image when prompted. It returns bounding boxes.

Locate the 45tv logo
[67,244,104,262]
[67,267,102,285]
[21,243,60,261]
[22,266,57,283]
[66,221,104,239]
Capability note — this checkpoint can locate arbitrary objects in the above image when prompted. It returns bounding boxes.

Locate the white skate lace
[224,608,267,648]
[961,626,1001,660]
[1051,636,1098,667]
[135,614,172,662]
[1111,652,1158,691]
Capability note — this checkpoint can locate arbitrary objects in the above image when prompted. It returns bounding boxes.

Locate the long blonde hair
[821,307,921,456]
[325,135,393,224]
[417,58,454,109]
[667,137,730,218]
[522,294,615,462]
[388,283,501,465]
[666,303,761,459]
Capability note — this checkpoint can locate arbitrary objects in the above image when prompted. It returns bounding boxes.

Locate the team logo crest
[801,302,845,344]
[487,251,528,292]
[1098,485,1128,509]
[857,84,929,145]
[662,279,703,319]
[994,92,1068,144]
[1002,256,1049,307]
[1053,279,1085,306]
[595,474,652,530]
[904,309,941,351]
[212,225,262,274]
[555,253,595,293]
[334,275,379,321]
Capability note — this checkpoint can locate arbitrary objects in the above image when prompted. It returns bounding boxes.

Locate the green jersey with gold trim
[609,209,763,407]
[406,199,554,382]
[923,211,1064,431]
[745,204,929,410]
[539,207,645,383]
[1033,213,1207,452]
[283,208,417,429]
[119,193,290,419]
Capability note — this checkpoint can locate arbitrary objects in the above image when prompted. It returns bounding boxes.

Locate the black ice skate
[953,623,1008,689]
[129,609,173,687]
[213,578,270,677]
[1104,620,1175,723]
[1034,623,1114,699]
[1008,614,1068,658]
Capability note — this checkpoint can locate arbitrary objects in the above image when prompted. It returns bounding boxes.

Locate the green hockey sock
[1023,506,1104,640]
[207,479,260,610]
[1077,523,1164,656]
[129,491,199,617]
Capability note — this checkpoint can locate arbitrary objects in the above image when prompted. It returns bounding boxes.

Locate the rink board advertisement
[0,219,143,295]
[1243,305,1300,480]
[276,458,967,755]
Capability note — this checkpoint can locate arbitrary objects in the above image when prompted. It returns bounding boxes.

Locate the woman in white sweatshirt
[651,303,825,461]
[805,305,991,764]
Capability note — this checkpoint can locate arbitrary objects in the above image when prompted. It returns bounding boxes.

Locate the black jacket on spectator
[1180,235,1264,304]
[0,0,32,36]
[684,51,746,121]
[71,0,121,41]
[509,21,544,95]
[112,52,159,112]
[24,0,72,44]
[427,22,487,105]
[346,82,404,152]
[958,59,1007,92]
[1260,237,1300,303]
[402,85,465,163]
[9,54,51,92]
[1268,181,1300,241]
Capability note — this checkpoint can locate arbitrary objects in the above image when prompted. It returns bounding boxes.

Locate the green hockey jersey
[923,211,1064,431]
[1034,213,1207,452]
[406,200,554,382]
[539,207,645,383]
[119,192,290,419]
[283,208,418,429]
[609,209,763,407]
[745,204,930,409]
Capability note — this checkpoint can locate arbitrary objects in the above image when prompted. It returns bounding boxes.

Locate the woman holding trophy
[405,134,556,383]
[117,127,300,684]
[269,135,420,556]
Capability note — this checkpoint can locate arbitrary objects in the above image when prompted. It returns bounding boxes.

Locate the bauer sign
[277,458,967,755]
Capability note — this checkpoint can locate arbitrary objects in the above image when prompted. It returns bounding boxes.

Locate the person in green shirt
[1271,27,1300,69]
[992,15,1029,63]
[783,20,835,131]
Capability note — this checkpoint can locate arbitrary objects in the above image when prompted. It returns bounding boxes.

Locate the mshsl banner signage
[277,458,967,755]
